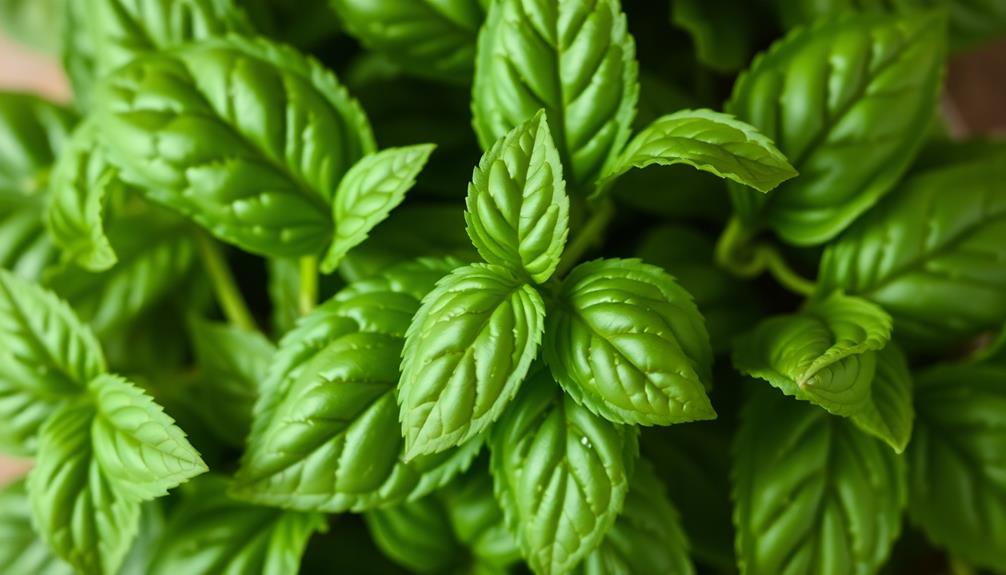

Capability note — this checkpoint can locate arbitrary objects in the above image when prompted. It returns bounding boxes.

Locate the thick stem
[194,232,257,331]
[555,198,614,278]
[299,255,318,315]
[715,216,767,278]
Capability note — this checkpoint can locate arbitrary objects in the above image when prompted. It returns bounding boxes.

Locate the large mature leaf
[727,12,946,245]
[850,343,913,453]
[466,110,569,284]
[399,263,544,456]
[733,388,905,575]
[818,158,1006,348]
[602,109,797,193]
[490,373,638,575]
[0,479,73,575]
[0,269,105,455]
[332,0,486,82]
[323,144,436,272]
[545,258,715,426]
[907,349,1006,570]
[149,476,323,575]
[29,403,141,575]
[96,35,375,257]
[732,291,892,417]
[472,0,639,189]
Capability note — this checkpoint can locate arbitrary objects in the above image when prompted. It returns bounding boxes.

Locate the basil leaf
[332,0,486,82]
[671,0,755,72]
[544,258,715,426]
[0,92,76,195]
[465,110,569,284]
[472,0,639,189]
[818,158,1006,349]
[850,343,913,453]
[188,318,275,446]
[322,144,437,273]
[733,388,906,575]
[0,479,73,575]
[0,193,57,281]
[602,109,796,193]
[29,402,142,575]
[490,372,638,574]
[149,476,323,575]
[728,12,946,245]
[440,465,521,567]
[575,459,694,575]
[400,263,545,456]
[96,36,376,257]
[0,269,105,455]
[732,291,892,417]
[366,493,462,574]
[62,0,99,109]
[907,350,1006,570]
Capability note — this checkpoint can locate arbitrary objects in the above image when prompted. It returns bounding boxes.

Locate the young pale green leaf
[472,0,639,189]
[732,291,892,417]
[727,12,947,245]
[0,479,73,575]
[89,374,208,501]
[465,110,569,284]
[366,494,462,574]
[29,403,141,575]
[544,258,715,426]
[331,0,485,82]
[400,263,545,457]
[0,269,105,455]
[602,109,797,193]
[574,459,694,575]
[0,92,76,195]
[323,144,436,273]
[490,372,638,575]
[850,343,913,453]
[733,388,906,575]
[907,351,1006,570]
[96,35,375,257]
[819,157,1006,349]
[149,476,323,575]
[188,318,275,446]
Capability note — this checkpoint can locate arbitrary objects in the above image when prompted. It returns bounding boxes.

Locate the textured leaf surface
[850,343,913,453]
[0,480,73,575]
[819,157,1006,348]
[490,373,638,575]
[399,263,545,456]
[733,388,905,575]
[603,109,796,193]
[728,12,946,245]
[544,258,715,426]
[466,111,569,283]
[90,374,207,501]
[96,35,375,257]
[472,0,638,189]
[323,144,436,272]
[732,292,892,417]
[0,269,105,455]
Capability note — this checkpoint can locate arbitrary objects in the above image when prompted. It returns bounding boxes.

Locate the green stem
[194,232,256,331]
[299,255,318,315]
[761,247,816,297]
[555,198,614,278]
[715,216,766,278]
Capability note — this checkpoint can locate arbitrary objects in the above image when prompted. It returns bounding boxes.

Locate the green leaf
[850,343,914,453]
[602,109,797,193]
[399,263,545,456]
[472,0,639,189]
[0,92,76,195]
[188,318,275,446]
[465,110,569,284]
[322,144,437,273]
[0,269,105,455]
[29,403,141,575]
[544,258,715,426]
[732,291,892,417]
[96,35,375,257]
[332,0,486,82]
[490,372,638,575]
[365,493,462,574]
[671,0,756,72]
[818,157,1006,349]
[0,0,61,53]
[440,465,521,567]
[732,388,906,575]
[0,193,57,281]
[907,351,1006,570]
[149,476,323,575]
[0,479,73,575]
[89,374,208,501]
[575,459,694,575]
[727,12,947,245]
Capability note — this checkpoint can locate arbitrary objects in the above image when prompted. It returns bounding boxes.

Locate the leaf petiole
[555,198,614,278]
[194,231,257,332]
[299,255,318,315]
